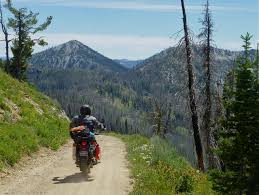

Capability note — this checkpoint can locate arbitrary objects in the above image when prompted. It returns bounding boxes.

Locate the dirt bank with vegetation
[0,70,69,171]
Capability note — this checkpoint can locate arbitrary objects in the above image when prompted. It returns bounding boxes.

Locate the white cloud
[40,33,175,59]
[1,33,256,60]
[14,0,255,13]
[0,33,175,60]
[216,41,243,51]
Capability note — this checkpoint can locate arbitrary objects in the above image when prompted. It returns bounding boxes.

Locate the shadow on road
[52,172,94,184]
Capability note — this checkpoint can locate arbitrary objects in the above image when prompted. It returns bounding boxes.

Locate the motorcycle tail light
[82,141,87,146]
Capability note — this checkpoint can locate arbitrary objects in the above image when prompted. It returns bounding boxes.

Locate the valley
[28,40,241,164]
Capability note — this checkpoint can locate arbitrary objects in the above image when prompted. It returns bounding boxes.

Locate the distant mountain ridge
[114,59,144,68]
[30,40,126,72]
[135,45,241,80]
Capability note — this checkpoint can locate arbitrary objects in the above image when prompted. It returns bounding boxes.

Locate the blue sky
[1,0,258,59]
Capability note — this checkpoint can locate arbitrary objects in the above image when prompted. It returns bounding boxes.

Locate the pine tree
[210,33,259,194]
[7,6,52,80]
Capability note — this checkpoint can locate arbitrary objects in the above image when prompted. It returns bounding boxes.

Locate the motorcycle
[71,126,98,174]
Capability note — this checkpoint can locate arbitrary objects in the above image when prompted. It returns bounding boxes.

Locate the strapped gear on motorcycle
[80,104,91,116]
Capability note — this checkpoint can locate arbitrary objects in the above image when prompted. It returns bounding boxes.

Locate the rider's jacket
[70,115,101,133]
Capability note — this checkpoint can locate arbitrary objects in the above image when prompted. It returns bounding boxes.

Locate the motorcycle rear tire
[80,158,90,174]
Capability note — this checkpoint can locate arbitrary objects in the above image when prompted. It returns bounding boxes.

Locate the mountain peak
[64,40,86,47]
[30,40,126,72]
[53,40,86,52]
[67,40,83,44]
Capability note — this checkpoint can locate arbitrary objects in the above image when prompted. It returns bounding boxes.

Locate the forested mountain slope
[124,46,240,126]
[0,70,69,170]
[129,45,239,96]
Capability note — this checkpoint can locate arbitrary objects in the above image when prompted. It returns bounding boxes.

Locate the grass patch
[108,132,215,195]
[0,70,69,170]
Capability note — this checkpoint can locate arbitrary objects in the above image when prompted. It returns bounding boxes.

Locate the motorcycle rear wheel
[80,158,90,174]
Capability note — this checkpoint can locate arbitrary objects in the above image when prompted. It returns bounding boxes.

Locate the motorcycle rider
[69,105,102,164]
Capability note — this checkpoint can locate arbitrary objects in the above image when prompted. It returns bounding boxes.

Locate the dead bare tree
[209,80,225,170]
[215,81,222,122]
[180,0,205,171]
[164,103,172,135]
[0,0,11,72]
[257,43,259,79]
[198,0,214,169]
[149,98,164,136]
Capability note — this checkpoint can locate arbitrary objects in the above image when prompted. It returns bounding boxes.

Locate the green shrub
[176,175,194,193]
[0,124,38,166]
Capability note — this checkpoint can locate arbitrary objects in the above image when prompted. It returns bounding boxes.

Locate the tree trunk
[203,0,213,169]
[0,1,10,72]
[215,81,225,171]
[17,12,22,80]
[257,43,259,79]
[164,103,172,135]
[4,33,10,71]
[180,0,205,172]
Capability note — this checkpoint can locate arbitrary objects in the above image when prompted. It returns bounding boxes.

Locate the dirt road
[0,135,132,195]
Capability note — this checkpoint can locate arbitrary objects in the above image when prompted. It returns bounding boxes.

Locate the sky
[0,0,258,60]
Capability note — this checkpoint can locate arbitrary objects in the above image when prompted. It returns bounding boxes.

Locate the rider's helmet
[80,104,91,116]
